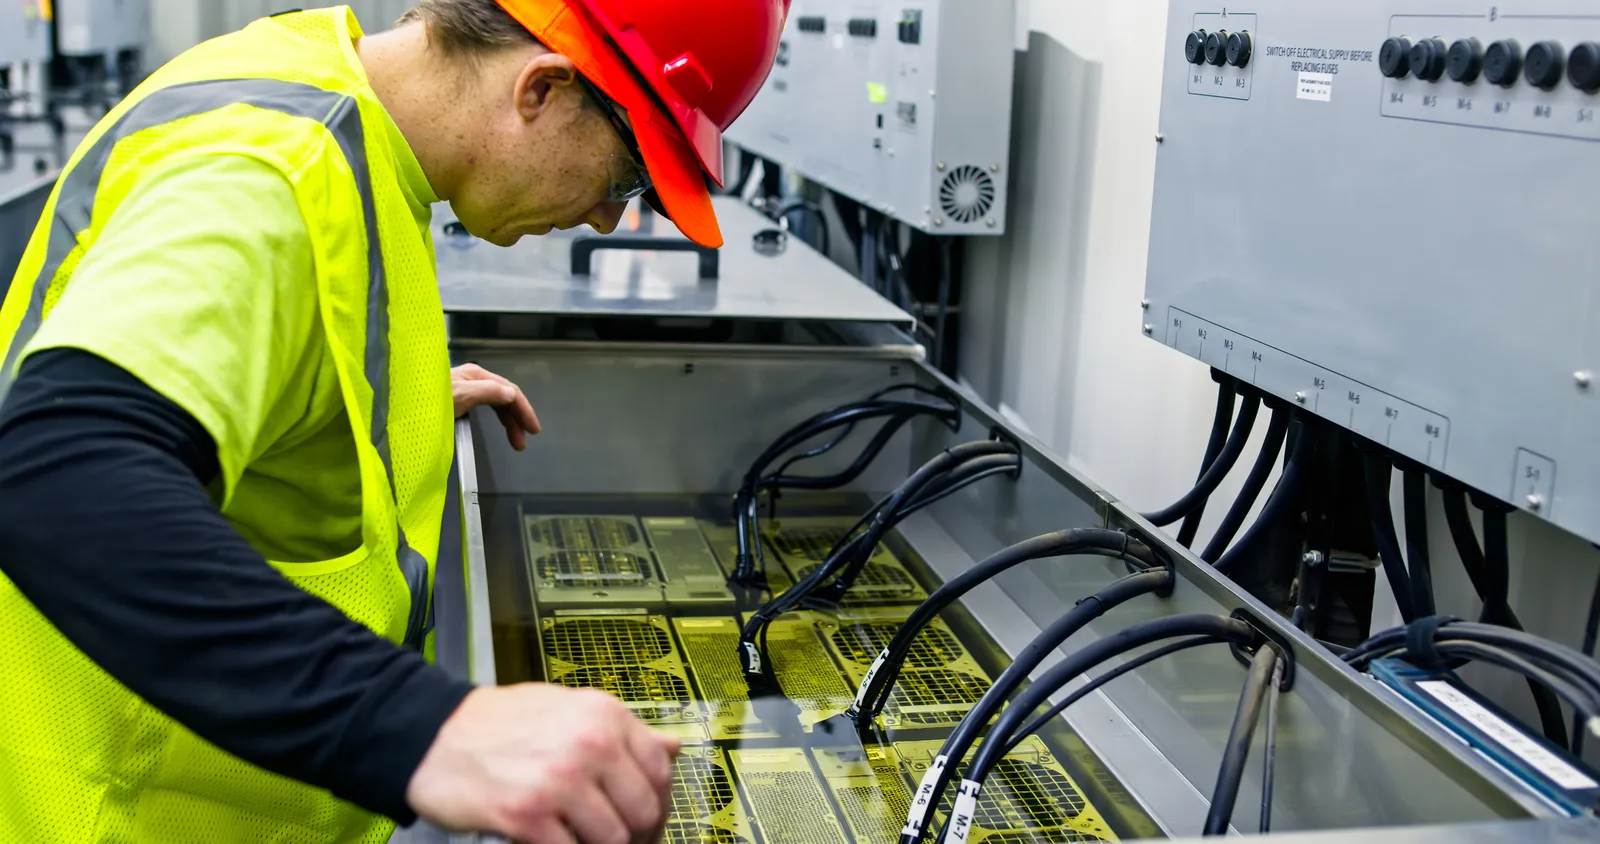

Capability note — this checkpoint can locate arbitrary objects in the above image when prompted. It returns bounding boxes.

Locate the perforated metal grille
[831,622,964,668]
[746,771,846,844]
[770,635,853,704]
[677,628,747,718]
[978,831,1102,843]
[663,823,753,844]
[530,517,641,549]
[938,760,1087,834]
[535,550,650,588]
[769,526,852,561]
[890,669,988,724]
[835,767,913,842]
[545,618,671,665]
[796,561,916,593]
[671,755,737,818]
[556,667,689,708]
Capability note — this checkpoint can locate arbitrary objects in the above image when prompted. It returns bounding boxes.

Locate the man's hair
[398,0,543,57]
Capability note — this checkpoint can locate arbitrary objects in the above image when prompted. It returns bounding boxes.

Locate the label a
[1417,680,1598,790]
[1297,72,1333,102]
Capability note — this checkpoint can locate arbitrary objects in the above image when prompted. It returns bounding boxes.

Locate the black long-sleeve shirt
[0,347,473,824]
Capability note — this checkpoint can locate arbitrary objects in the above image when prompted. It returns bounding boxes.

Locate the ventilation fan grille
[663,823,754,844]
[555,666,689,709]
[530,516,641,550]
[768,526,852,561]
[889,668,989,726]
[535,550,651,588]
[976,831,1105,843]
[671,754,737,818]
[830,622,965,669]
[939,165,998,225]
[545,617,671,665]
[794,561,918,595]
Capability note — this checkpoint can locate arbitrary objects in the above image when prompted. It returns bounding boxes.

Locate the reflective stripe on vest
[0,78,432,649]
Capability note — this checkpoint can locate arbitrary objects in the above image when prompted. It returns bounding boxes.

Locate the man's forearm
[0,348,472,823]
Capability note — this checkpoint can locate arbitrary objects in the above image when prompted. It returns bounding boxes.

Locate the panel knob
[1186,30,1208,65]
[1525,40,1564,90]
[1227,30,1253,67]
[1447,37,1483,83]
[1568,42,1600,93]
[1205,30,1229,66]
[1380,37,1413,79]
[1410,37,1447,81]
[1483,39,1522,87]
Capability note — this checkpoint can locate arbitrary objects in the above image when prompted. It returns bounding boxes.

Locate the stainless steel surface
[726,0,1018,236]
[436,196,914,326]
[454,419,497,687]
[1164,817,1600,844]
[1145,0,1600,545]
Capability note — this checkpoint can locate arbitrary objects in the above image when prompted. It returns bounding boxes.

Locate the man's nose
[586,201,629,235]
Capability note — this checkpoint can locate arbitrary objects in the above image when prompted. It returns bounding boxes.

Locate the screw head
[1526,493,1544,511]
[1301,550,1325,567]
[985,218,996,228]
[1576,371,1593,389]
[936,161,947,171]
[990,163,1001,173]
[933,217,944,227]
[1140,298,1151,309]
[1142,323,1154,335]
[1294,391,1308,404]
[1155,132,1166,143]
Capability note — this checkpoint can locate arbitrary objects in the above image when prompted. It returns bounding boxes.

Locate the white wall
[962,0,1600,735]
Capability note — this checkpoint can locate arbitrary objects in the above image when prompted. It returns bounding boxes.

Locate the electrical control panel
[0,1,51,69]
[54,0,149,56]
[725,0,1018,235]
[1145,1,1600,543]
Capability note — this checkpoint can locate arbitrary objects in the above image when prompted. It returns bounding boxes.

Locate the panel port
[1567,42,1600,93]
[1186,29,1208,65]
[848,17,878,38]
[1525,41,1565,90]
[797,15,826,34]
[1227,30,1252,67]
[1484,39,1523,87]
[1205,30,1229,66]
[1410,37,1447,82]
[1380,37,1413,79]
[1447,38,1483,83]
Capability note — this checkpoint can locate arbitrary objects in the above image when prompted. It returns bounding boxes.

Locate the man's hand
[452,363,541,451]
[408,684,680,843]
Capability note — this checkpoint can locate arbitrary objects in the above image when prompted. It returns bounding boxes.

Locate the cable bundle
[728,385,960,588]
[737,437,1021,687]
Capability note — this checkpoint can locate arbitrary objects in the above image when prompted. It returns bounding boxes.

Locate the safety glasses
[576,74,653,203]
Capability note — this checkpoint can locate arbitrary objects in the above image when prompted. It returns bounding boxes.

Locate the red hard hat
[493,0,792,248]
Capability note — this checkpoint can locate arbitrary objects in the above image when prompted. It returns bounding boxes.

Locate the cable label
[901,753,946,836]
[854,649,890,709]
[1416,680,1599,790]
[947,779,982,844]
[742,641,762,674]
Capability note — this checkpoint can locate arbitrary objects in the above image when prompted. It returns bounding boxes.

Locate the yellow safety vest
[0,8,453,842]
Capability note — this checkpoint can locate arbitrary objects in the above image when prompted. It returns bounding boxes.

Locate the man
[0,1,786,841]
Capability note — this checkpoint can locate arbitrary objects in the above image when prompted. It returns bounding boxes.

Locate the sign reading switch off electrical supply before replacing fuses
[1297,72,1333,101]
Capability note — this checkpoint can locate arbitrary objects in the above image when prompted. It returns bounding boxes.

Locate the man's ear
[515,53,580,122]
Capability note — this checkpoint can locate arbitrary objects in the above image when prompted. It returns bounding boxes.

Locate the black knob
[1447,38,1483,83]
[1380,36,1413,78]
[1205,30,1229,66]
[1483,39,1522,86]
[1569,42,1600,93]
[1410,37,1447,81]
[1525,40,1564,89]
[1227,30,1252,67]
[1186,30,1208,65]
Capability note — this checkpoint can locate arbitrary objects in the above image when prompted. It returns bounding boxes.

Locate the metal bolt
[936,162,947,171]
[1294,391,1308,404]
[1140,298,1151,310]
[1526,493,1544,511]
[1142,323,1154,335]
[1576,371,1593,390]
[986,218,997,228]
[1301,550,1324,567]
[933,217,945,227]
[990,163,1001,173]
[1155,133,1165,143]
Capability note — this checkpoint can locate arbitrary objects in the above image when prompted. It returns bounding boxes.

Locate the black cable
[1347,622,1600,696]
[1143,394,1261,528]
[1204,646,1278,836]
[892,571,1174,840]
[1260,659,1284,834]
[1357,639,1600,725]
[1438,482,1568,747]
[937,614,1257,844]
[1213,419,1311,573]
[860,530,1160,723]
[1579,565,1600,760]
[934,236,953,372]
[1402,468,1437,618]
[1479,500,1514,632]
[1001,635,1222,758]
[1201,405,1290,563]
[1178,379,1238,547]
[773,198,830,256]
[1362,452,1416,623]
